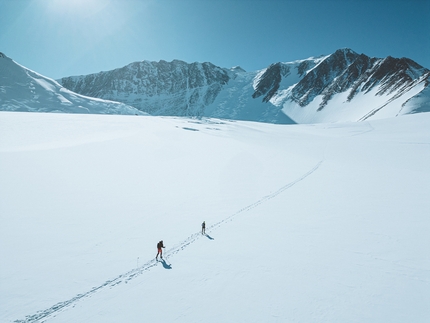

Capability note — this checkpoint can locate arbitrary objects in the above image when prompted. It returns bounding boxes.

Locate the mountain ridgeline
[0,52,145,115]
[58,49,430,123]
[1,48,429,123]
[61,60,231,117]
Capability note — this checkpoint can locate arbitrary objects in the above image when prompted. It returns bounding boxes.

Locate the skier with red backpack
[156,240,165,260]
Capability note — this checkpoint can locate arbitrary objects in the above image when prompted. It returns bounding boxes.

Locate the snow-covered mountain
[59,59,293,124]
[58,48,430,123]
[0,52,145,115]
[269,49,430,123]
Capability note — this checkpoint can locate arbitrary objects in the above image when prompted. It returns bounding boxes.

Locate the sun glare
[48,0,109,16]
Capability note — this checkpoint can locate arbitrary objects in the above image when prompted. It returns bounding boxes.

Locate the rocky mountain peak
[230,66,246,73]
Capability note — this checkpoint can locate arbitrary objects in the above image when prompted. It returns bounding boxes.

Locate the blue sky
[1,0,429,79]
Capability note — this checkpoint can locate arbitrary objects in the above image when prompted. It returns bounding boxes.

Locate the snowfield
[1,111,429,322]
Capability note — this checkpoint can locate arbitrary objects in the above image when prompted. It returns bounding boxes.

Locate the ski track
[14,160,323,323]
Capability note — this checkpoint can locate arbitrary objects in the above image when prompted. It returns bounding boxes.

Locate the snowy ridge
[0,53,145,115]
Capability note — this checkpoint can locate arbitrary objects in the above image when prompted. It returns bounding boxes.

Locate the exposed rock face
[289,49,360,107]
[60,60,231,117]
[252,63,285,103]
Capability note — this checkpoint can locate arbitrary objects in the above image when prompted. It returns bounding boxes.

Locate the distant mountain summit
[0,52,145,115]
[264,49,430,123]
[58,48,429,123]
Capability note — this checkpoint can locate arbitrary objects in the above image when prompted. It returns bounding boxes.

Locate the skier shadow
[160,259,172,269]
[204,233,214,240]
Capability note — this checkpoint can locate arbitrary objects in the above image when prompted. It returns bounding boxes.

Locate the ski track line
[14,160,323,323]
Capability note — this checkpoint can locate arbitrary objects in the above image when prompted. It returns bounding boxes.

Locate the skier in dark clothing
[156,240,165,260]
[201,221,206,235]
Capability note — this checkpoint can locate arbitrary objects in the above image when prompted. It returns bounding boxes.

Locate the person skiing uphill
[156,240,165,260]
[201,221,206,235]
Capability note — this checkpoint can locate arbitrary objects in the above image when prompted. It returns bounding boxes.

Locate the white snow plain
[1,111,429,323]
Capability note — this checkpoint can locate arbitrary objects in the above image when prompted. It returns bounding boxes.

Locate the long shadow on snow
[159,259,172,269]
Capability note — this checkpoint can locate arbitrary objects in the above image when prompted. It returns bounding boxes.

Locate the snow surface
[1,111,430,322]
[280,81,428,124]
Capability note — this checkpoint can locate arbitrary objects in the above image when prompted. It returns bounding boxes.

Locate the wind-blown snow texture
[58,48,430,123]
[0,52,145,115]
[1,111,429,322]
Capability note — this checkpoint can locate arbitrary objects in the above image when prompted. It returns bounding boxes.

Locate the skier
[201,221,206,235]
[156,240,165,260]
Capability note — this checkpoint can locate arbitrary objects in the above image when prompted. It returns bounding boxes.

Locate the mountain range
[58,48,430,123]
[1,49,429,123]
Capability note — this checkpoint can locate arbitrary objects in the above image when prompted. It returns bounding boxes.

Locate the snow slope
[0,53,145,115]
[1,112,429,322]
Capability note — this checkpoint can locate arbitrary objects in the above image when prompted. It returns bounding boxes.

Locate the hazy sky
[1,0,429,79]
